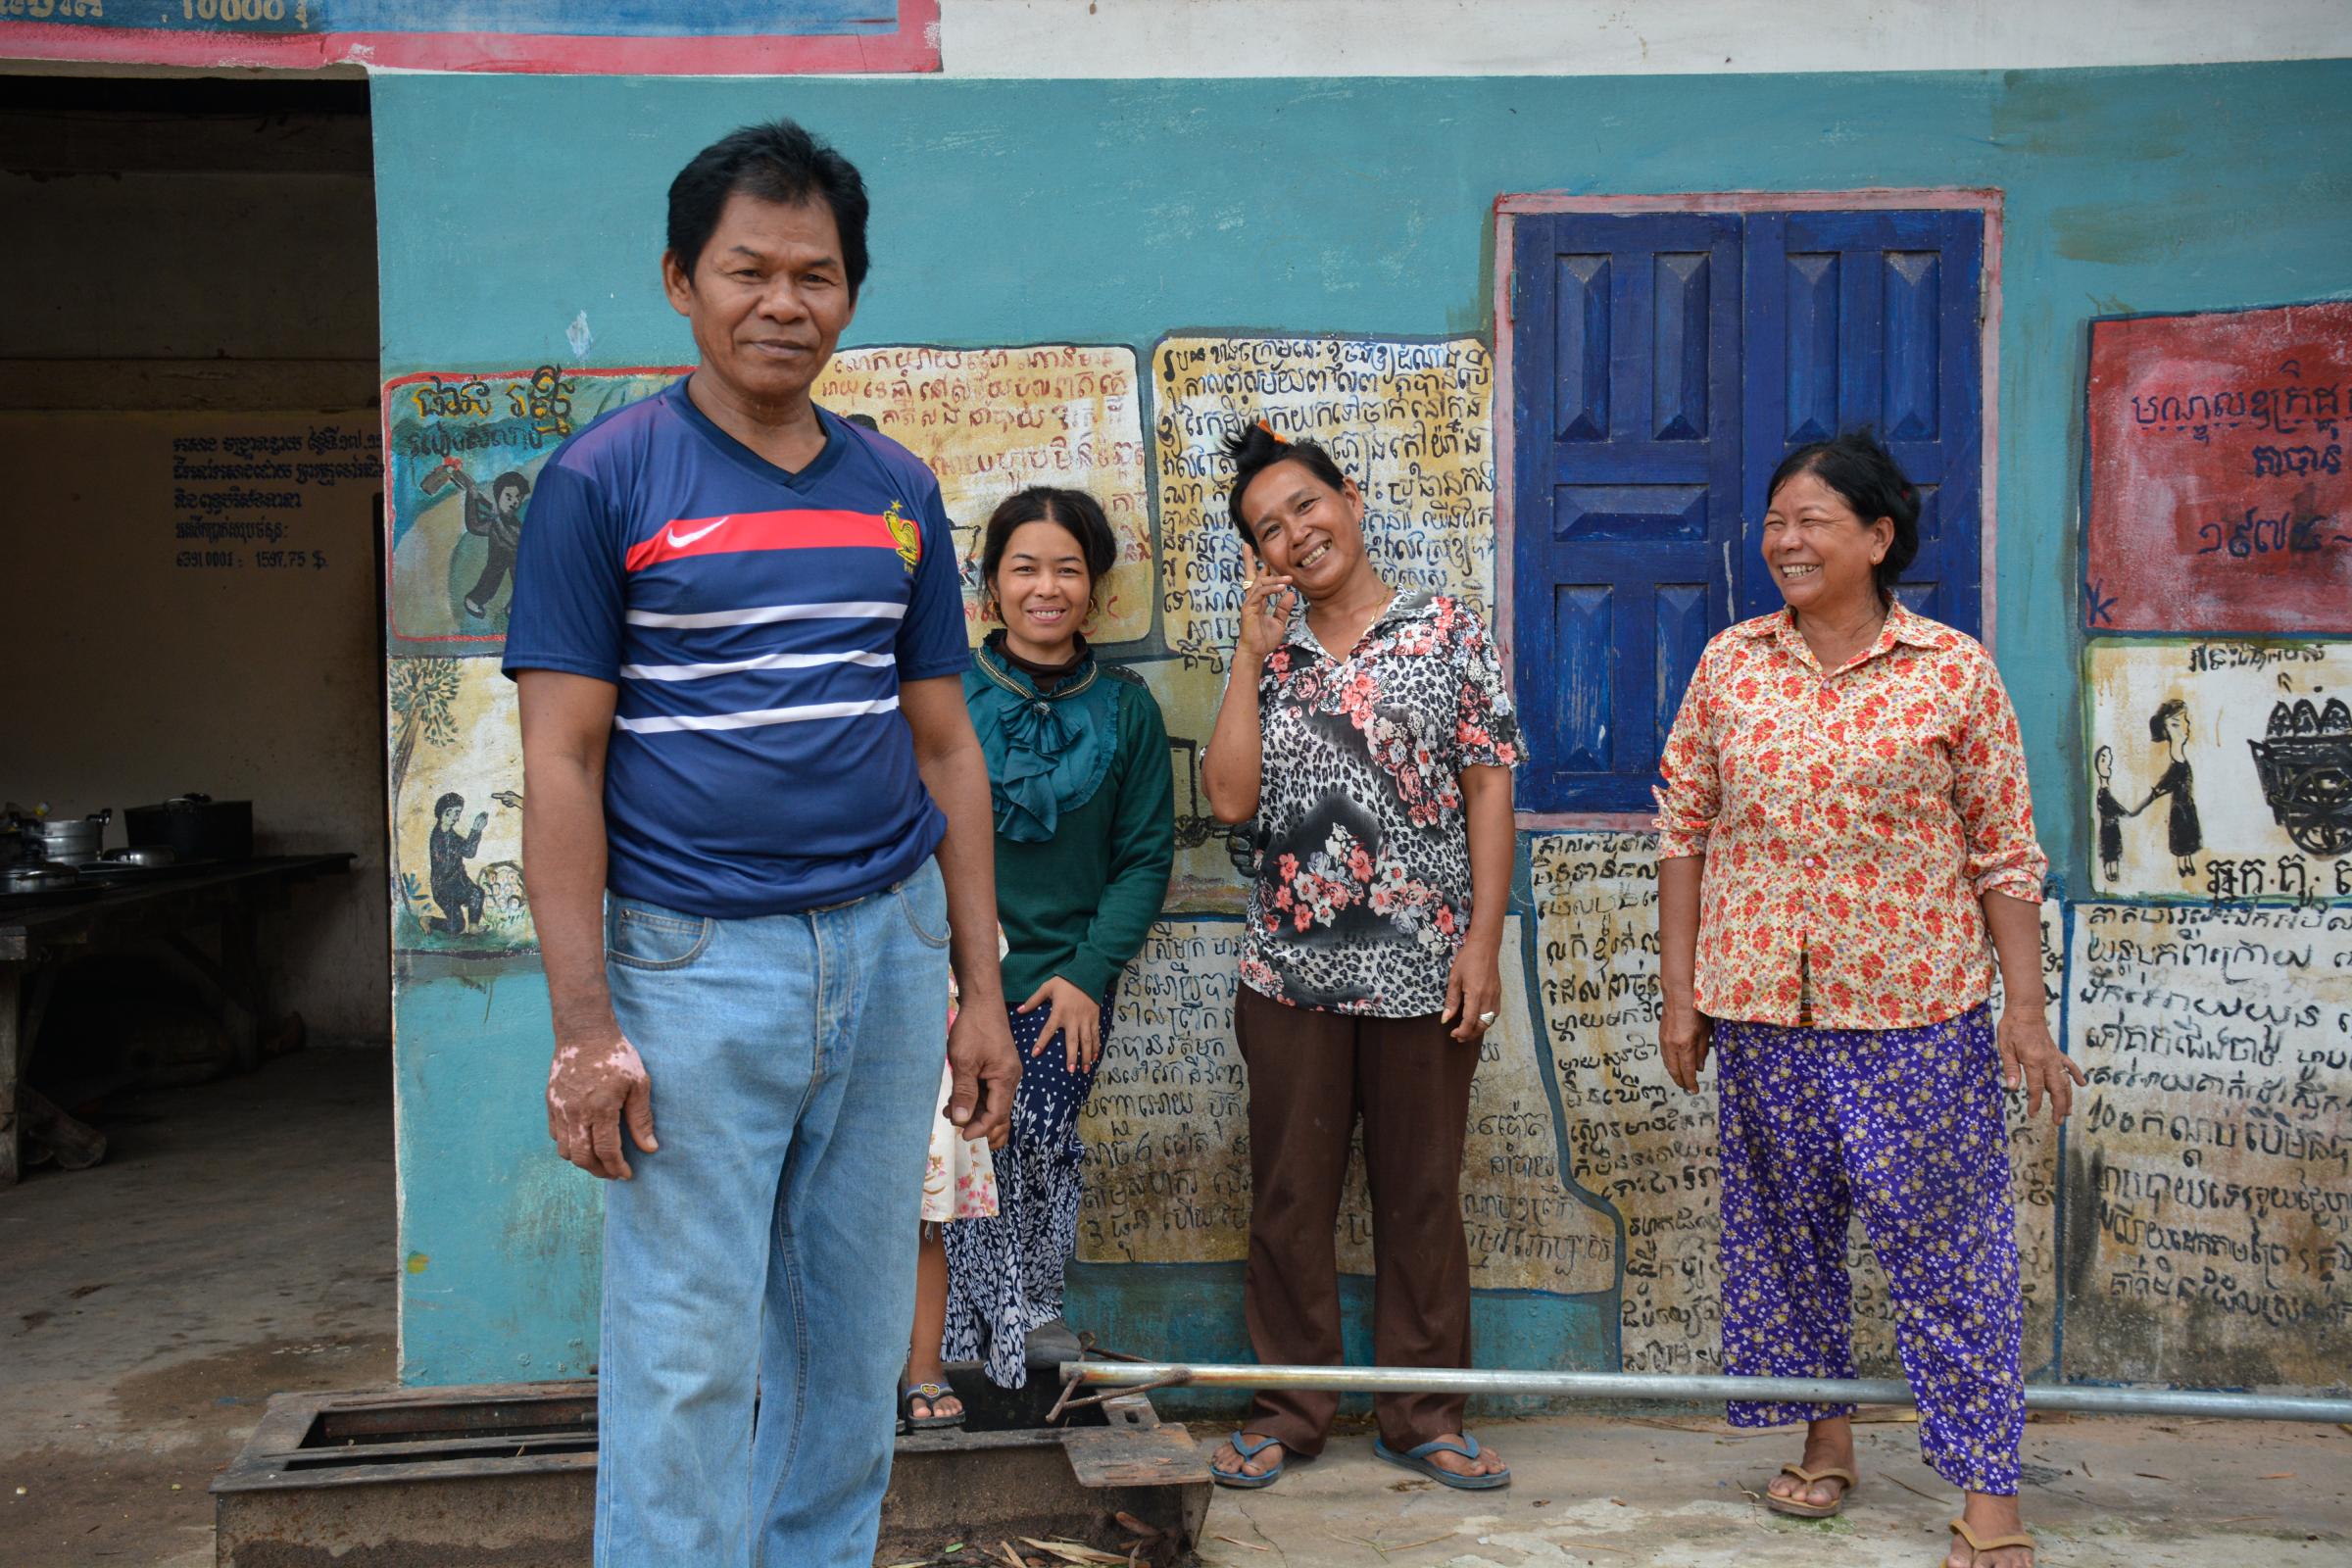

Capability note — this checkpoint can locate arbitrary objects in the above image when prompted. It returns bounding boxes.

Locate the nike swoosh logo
[665,516,731,549]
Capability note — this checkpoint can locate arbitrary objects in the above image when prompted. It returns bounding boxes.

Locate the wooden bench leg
[0,964,21,1187]
[221,907,268,1074]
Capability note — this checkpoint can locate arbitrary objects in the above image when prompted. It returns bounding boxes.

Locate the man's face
[662,191,857,411]
[496,485,525,518]
[439,806,461,830]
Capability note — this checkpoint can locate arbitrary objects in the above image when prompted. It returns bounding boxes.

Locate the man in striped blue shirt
[504,120,1018,1568]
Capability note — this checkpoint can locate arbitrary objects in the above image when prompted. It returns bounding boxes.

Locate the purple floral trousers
[1714,1004,2024,1494]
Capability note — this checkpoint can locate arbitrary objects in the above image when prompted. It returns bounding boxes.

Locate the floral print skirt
[940,981,1116,1390]
[1714,1004,2025,1494]
[922,983,998,1225]
[921,1054,999,1224]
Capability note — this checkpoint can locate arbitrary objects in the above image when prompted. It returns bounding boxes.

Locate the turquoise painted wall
[373,62,2352,1388]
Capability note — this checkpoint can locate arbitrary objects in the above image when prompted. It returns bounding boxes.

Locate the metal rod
[1058,1361,2352,1425]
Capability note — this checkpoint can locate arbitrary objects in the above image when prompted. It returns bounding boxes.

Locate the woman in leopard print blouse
[1200,420,1520,1494]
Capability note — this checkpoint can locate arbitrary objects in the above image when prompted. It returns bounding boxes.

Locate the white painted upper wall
[936,0,2352,76]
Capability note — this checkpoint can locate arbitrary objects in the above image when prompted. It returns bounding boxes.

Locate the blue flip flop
[1209,1431,1286,1490]
[1373,1434,1512,1491]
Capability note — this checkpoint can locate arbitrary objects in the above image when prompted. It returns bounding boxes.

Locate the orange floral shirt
[1653,601,2047,1029]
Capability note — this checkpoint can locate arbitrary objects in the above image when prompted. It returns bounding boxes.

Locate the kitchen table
[0,854,355,1185]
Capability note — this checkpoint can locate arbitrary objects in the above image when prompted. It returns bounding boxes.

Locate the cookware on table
[27,808,110,864]
[125,795,253,862]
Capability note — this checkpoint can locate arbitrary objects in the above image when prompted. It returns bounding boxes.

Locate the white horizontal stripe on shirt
[624,600,908,630]
[612,695,903,735]
[618,650,895,682]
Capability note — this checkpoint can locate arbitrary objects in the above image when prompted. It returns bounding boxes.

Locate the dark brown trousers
[1232,984,1480,1454]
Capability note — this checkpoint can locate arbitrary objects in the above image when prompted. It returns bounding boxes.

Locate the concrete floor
[1,1050,396,1568]
[1185,1410,2352,1567]
[3,1049,2346,1568]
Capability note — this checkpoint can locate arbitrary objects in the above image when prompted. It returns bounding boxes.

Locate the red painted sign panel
[2083,301,2352,633]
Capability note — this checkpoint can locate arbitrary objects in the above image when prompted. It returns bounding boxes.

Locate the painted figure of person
[427,791,488,934]
[503,120,1018,1568]
[461,468,530,619]
[2091,745,2138,884]
[1653,429,2082,1568]
[924,487,1176,1409]
[424,459,533,620]
[2141,698,2201,879]
[1200,420,1521,1494]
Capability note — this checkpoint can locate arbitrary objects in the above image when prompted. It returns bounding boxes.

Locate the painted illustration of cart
[2250,698,2352,857]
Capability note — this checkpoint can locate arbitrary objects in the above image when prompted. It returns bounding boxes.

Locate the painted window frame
[1493,187,2005,831]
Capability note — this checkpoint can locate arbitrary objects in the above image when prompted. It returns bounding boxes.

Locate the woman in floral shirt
[1653,429,2082,1568]
[1200,421,1520,1493]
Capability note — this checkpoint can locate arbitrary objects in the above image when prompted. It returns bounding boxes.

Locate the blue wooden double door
[1509,207,1985,812]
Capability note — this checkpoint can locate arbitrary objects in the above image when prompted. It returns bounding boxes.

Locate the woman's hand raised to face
[1235,544,1296,666]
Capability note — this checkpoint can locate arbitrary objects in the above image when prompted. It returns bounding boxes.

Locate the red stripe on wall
[0,7,942,74]
[622,509,901,573]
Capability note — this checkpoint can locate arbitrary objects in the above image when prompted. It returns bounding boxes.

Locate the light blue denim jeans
[596,859,952,1568]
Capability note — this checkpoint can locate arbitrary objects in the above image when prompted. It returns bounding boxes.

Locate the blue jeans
[596,861,952,1567]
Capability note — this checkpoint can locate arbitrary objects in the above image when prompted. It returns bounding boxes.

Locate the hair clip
[1255,418,1286,444]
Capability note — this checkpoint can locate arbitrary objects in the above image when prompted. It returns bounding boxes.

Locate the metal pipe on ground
[1057,1361,2352,1425]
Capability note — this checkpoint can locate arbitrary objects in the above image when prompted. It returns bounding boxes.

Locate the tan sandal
[1764,1462,1857,1518]
[1949,1517,2034,1563]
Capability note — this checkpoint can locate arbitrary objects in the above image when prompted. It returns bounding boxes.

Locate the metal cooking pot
[102,844,176,868]
[30,808,110,864]
[125,795,251,862]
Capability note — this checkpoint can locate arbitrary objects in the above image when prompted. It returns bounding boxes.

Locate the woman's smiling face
[992,518,1092,662]
[1759,469,1890,615]
[1240,458,1367,601]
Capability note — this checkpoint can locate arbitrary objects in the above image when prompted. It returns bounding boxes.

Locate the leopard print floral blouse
[1236,592,1521,1017]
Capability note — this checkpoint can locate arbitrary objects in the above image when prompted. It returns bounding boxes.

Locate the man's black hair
[1765,427,1922,598]
[491,471,528,502]
[432,792,465,819]
[1218,420,1350,545]
[666,118,870,294]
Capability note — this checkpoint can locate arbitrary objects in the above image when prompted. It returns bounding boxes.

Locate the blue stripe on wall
[1064,1263,1618,1421]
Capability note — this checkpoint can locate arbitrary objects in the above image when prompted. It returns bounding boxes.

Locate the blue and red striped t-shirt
[502,379,968,917]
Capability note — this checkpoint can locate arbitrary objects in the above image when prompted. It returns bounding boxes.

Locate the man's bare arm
[900,675,1019,1143]
[517,669,655,1179]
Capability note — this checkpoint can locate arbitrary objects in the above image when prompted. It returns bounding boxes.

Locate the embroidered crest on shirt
[884,499,921,574]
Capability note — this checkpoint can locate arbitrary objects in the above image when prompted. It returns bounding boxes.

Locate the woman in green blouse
[931,486,1176,1392]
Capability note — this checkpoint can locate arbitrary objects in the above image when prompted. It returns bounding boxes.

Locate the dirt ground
[4,1051,2347,1568]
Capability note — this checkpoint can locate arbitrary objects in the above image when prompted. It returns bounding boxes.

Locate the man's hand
[945,1000,1019,1146]
[1660,1003,1712,1093]
[1995,1008,2086,1121]
[1441,934,1502,1044]
[546,1030,657,1180]
[1019,975,1103,1073]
